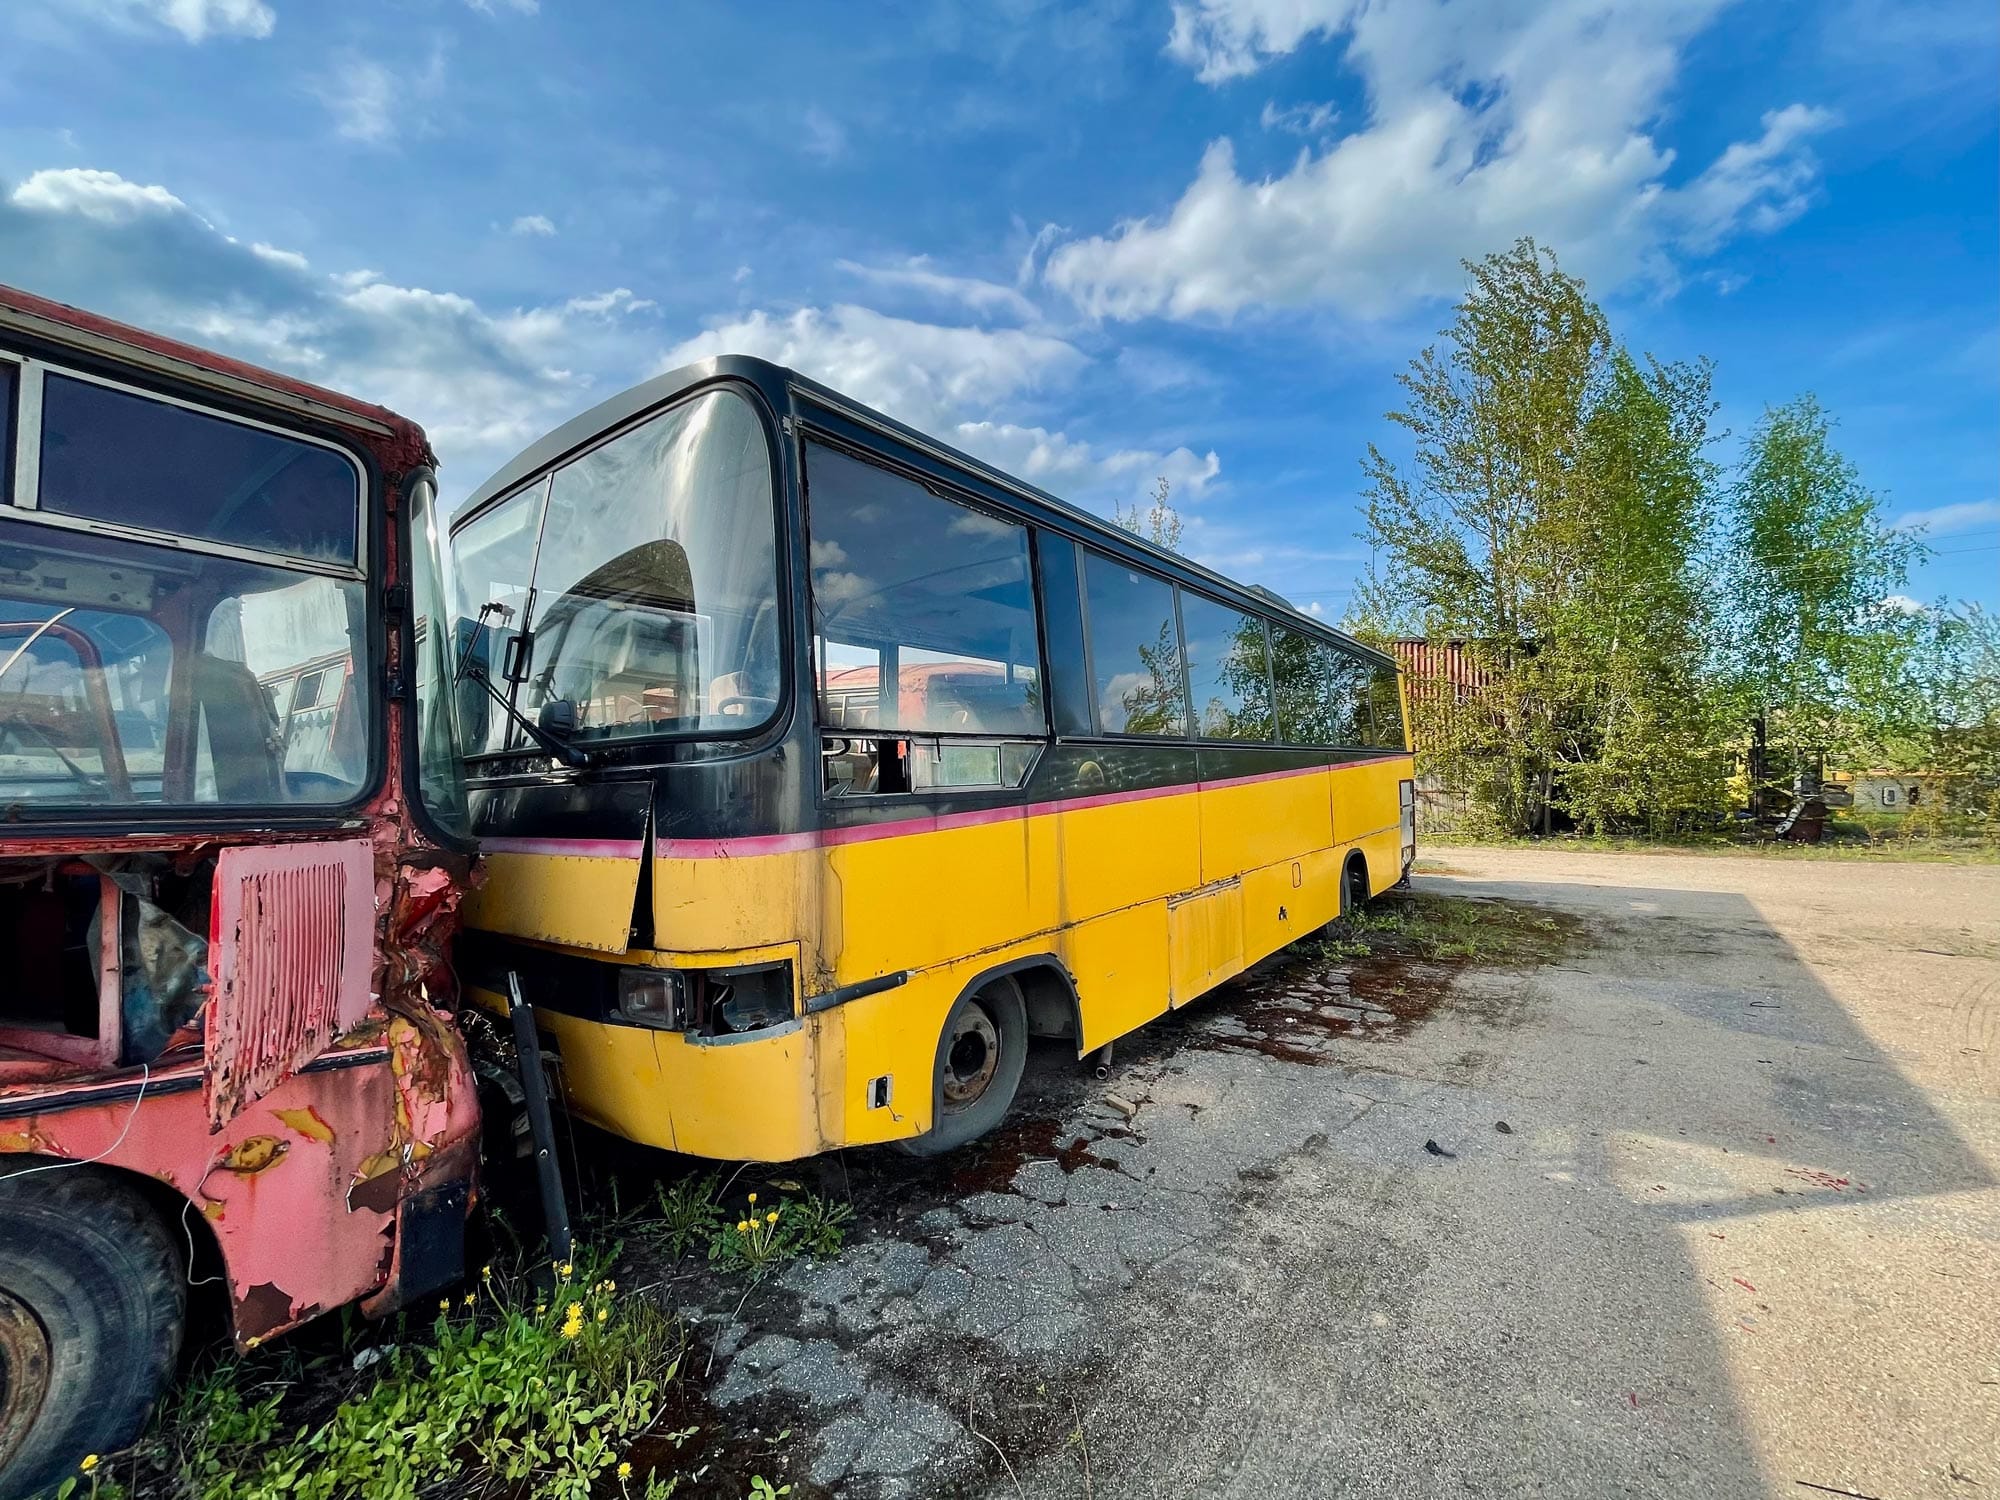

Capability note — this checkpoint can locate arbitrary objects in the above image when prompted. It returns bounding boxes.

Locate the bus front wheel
[901,977,1029,1157]
[0,1164,185,1499]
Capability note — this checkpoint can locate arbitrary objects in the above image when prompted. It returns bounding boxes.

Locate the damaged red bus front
[0,285,478,1495]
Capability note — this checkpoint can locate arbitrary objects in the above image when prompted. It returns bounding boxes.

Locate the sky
[1,0,1994,619]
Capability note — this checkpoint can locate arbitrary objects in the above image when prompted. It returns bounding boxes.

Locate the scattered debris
[1423,1139,1456,1158]
[1103,1093,1139,1120]
[1794,1481,1884,1500]
[1494,1121,1514,1134]
[1732,1277,1758,1292]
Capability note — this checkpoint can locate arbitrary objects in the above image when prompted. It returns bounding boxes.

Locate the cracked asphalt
[675,850,2000,1498]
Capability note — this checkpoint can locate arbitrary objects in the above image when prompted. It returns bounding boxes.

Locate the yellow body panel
[468,850,641,954]
[470,753,1414,1160]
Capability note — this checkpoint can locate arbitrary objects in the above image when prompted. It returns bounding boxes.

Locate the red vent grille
[206,840,374,1128]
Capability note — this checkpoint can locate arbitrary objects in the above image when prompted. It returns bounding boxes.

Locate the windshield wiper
[454,603,596,769]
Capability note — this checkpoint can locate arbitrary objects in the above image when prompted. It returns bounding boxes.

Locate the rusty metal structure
[0,284,477,1493]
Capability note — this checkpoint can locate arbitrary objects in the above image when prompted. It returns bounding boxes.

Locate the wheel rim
[0,1289,52,1473]
[940,1003,1001,1110]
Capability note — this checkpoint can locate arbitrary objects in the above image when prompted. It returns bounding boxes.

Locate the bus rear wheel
[901,977,1029,1157]
[1343,858,1372,918]
[0,1165,185,1499]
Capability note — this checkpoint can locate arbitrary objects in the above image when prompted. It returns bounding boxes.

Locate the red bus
[0,284,478,1494]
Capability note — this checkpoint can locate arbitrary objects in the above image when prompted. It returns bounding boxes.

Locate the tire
[899,977,1029,1157]
[1342,858,1372,918]
[0,1164,185,1500]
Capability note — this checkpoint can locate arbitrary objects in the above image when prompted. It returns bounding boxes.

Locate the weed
[747,1478,792,1499]
[704,1188,853,1279]
[1317,892,1572,968]
[653,1172,726,1257]
[163,1249,681,1500]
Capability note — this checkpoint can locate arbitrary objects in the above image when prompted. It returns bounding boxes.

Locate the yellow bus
[445,357,1414,1160]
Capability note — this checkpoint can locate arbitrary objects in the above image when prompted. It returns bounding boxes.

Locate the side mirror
[538,698,579,738]
[501,631,534,683]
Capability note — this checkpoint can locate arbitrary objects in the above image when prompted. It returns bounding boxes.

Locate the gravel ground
[685,848,2000,1498]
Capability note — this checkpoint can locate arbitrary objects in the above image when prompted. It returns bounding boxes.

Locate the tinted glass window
[1181,594,1271,741]
[520,390,780,741]
[1272,628,1367,746]
[447,481,544,755]
[38,375,359,565]
[1081,552,1184,737]
[0,516,371,808]
[808,444,1043,736]
[1367,662,1407,749]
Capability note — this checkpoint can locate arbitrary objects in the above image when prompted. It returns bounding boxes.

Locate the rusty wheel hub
[941,1005,1000,1108]
[0,1289,51,1473]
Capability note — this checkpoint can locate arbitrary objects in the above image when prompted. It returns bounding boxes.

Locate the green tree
[1115,475,1185,552]
[1353,239,1727,833]
[1721,395,1924,797]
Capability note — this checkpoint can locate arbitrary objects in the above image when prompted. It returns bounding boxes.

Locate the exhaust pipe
[1090,1041,1114,1080]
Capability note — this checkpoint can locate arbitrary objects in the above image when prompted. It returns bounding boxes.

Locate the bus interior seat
[192,655,283,801]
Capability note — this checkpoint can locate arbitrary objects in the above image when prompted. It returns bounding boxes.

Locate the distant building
[1836,770,1936,814]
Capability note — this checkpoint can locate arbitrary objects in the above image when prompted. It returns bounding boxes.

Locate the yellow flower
[618,1462,633,1480]
[748,1192,758,1204]
[561,1317,583,1340]
[567,1301,583,1320]
[737,1220,749,1233]
[766,1210,778,1224]
[80,1456,99,1474]
[535,1303,548,1316]
[603,1279,616,1292]
[462,1292,477,1307]
[481,1264,493,1279]
[596,1308,609,1323]
[438,1299,450,1313]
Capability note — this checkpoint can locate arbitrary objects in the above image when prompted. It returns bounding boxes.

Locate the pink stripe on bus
[650,760,1342,860]
[481,836,648,859]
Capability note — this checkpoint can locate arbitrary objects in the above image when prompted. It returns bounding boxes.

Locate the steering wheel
[713,695,777,719]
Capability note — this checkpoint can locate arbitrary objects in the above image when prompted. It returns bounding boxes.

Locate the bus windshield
[448,386,780,753]
[0,373,372,813]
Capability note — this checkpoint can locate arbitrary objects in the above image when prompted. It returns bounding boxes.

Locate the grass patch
[112,1173,858,1499]
[1315,890,1575,967]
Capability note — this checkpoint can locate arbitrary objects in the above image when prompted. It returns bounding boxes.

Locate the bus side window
[1366,662,1407,750]
[804,444,1045,740]
[1079,552,1186,737]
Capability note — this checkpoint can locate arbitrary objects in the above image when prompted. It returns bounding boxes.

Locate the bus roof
[0,281,432,463]
[455,353,1393,668]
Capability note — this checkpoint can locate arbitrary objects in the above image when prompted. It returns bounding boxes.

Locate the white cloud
[1259,99,1338,136]
[10,166,190,223]
[1054,0,1837,322]
[1,165,653,500]
[64,0,274,43]
[316,55,399,145]
[1879,594,1926,616]
[314,45,446,146]
[661,304,1086,435]
[509,213,556,237]
[464,0,538,13]
[1891,498,2000,537]
[661,304,1219,507]
[802,107,847,162]
[836,257,1038,322]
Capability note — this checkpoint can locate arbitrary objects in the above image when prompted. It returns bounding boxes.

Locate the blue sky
[2,0,1994,616]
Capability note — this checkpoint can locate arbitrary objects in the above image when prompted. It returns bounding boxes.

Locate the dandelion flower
[596,1308,609,1323]
[737,1220,749,1233]
[766,1210,779,1224]
[438,1299,450,1313]
[567,1301,583,1320]
[536,1303,548,1316]
[561,1317,583,1340]
[748,1192,757,1204]
[604,1280,616,1292]
[618,1462,633,1480]
[481,1264,493,1278]
[80,1456,99,1474]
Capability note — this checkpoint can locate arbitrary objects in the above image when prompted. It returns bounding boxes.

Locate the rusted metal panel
[206,839,375,1129]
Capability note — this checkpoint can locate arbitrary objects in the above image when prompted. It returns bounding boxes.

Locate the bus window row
[804,438,1406,760]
